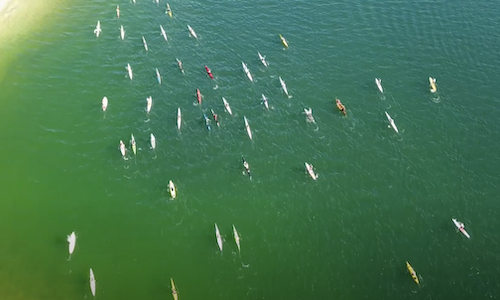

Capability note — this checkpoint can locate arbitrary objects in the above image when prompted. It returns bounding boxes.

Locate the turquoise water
[1,0,500,299]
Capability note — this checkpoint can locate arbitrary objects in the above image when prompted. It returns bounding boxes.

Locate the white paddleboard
[305,162,318,180]
[215,223,223,252]
[89,268,96,296]
[169,180,176,199]
[146,96,153,113]
[177,108,181,130]
[187,25,197,39]
[242,62,253,82]
[67,231,76,255]
[258,52,268,67]
[279,77,289,96]
[375,78,383,93]
[452,218,470,238]
[222,97,233,115]
[150,133,156,149]
[142,36,148,51]
[244,116,252,140]
[101,97,108,111]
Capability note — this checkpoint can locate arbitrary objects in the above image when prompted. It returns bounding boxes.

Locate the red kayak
[196,89,202,104]
[205,66,214,80]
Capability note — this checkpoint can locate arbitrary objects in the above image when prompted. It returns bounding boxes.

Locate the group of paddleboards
[376,77,438,134]
[405,218,470,285]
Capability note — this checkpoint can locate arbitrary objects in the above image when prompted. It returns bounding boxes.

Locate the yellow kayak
[170,278,178,300]
[166,3,173,18]
[279,34,289,48]
[406,261,419,285]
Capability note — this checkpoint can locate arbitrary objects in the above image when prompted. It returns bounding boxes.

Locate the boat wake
[213,84,219,90]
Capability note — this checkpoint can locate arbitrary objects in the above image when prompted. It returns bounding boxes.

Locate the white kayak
[67,231,76,255]
[177,108,181,130]
[146,96,153,113]
[89,268,96,296]
[156,68,161,84]
[258,52,268,67]
[120,25,125,40]
[385,111,399,133]
[168,180,176,199]
[233,225,241,253]
[150,133,156,149]
[375,78,383,93]
[279,77,289,97]
[305,162,318,180]
[452,218,470,239]
[215,223,223,252]
[244,116,252,140]
[160,25,168,42]
[187,25,197,39]
[242,62,253,82]
[262,94,269,110]
[222,97,233,115]
[101,96,108,111]
[126,63,133,80]
[142,36,148,51]
[119,140,126,158]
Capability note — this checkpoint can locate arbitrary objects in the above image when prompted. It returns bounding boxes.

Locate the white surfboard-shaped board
[119,140,126,158]
[262,94,269,110]
[101,97,108,111]
[215,223,223,252]
[244,116,252,140]
[146,96,153,114]
[233,225,241,253]
[156,68,161,84]
[305,162,318,180]
[126,63,133,80]
[168,180,176,199]
[385,111,399,133]
[67,231,76,255]
[160,25,168,42]
[150,133,156,149]
[142,36,148,51]
[120,25,125,40]
[187,25,198,39]
[222,97,233,115]
[89,268,96,296]
[452,218,470,238]
[258,52,268,67]
[177,108,181,130]
[279,77,289,97]
[375,78,383,93]
[242,62,253,82]
[131,134,137,155]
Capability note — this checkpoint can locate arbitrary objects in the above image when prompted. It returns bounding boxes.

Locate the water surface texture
[1,0,500,299]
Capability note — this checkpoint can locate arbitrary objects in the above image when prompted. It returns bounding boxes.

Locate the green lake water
[1,0,500,299]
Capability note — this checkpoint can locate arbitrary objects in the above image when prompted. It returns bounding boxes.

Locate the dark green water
[1,0,500,299]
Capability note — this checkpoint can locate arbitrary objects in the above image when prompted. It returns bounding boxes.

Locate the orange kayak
[336,99,346,115]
